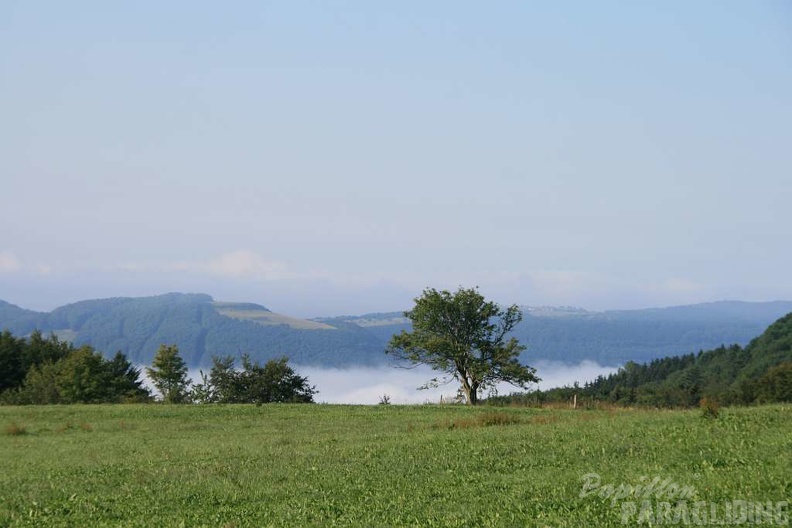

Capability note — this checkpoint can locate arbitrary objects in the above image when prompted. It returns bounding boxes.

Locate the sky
[2,1,791,318]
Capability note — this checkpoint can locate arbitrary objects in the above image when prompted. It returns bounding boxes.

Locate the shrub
[700,397,720,419]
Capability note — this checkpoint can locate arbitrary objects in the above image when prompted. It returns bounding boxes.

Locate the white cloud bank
[297,360,620,404]
[140,361,619,404]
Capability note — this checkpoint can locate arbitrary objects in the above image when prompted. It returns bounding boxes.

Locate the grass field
[1,404,789,527]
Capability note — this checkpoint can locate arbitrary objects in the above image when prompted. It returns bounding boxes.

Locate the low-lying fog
[148,361,619,405]
[298,361,619,404]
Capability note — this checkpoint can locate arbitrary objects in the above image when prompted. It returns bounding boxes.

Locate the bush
[700,397,720,419]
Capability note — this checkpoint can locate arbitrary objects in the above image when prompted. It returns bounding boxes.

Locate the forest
[491,312,792,407]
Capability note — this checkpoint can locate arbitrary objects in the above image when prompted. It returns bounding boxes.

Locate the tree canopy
[0,330,150,404]
[193,355,317,404]
[146,345,191,403]
[386,287,539,405]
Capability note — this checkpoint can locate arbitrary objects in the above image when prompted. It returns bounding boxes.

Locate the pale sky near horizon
[2,1,791,317]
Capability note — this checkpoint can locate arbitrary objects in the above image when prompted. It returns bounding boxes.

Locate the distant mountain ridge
[1,293,791,369]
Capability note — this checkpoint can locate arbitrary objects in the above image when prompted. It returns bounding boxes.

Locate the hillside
[0,294,384,367]
[0,301,41,334]
[514,312,792,406]
[1,294,791,369]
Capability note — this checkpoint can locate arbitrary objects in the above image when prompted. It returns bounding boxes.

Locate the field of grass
[1,404,789,527]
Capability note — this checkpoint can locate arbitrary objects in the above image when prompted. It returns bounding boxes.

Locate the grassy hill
[1,294,791,369]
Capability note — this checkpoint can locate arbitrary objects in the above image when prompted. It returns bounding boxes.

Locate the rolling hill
[518,310,792,406]
[1,293,791,369]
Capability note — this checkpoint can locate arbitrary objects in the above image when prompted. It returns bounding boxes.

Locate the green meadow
[1,404,789,527]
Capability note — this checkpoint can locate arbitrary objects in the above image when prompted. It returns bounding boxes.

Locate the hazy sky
[2,1,791,317]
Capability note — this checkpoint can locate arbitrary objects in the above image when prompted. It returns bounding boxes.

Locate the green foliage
[13,362,60,404]
[0,332,150,405]
[241,356,316,404]
[104,352,151,403]
[0,404,789,526]
[53,347,107,403]
[387,287,538,405]
[755,362,792,403]
[0,330,26,392]
[146,345,191,403]
[0,330,72,394]
[194,355,316,404]
[205,355,241,403]
[190,370,215,404]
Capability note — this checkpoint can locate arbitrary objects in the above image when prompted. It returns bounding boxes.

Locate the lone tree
[147,344,191,403]
[386,287,539,405]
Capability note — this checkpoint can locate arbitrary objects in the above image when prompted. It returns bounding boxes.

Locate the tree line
[0,330,316,405]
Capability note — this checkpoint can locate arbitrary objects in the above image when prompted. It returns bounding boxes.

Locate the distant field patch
[213,302,335,330]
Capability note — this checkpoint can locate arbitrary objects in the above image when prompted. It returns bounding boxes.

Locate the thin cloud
[0,251,22,273]
[34,264,53,276]
[109,250,304,281]
[202,250,294,280]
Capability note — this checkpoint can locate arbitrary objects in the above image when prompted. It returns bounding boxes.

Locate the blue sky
[2,1,791,316]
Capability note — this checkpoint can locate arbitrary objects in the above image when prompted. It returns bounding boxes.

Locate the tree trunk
[462,379,479,406]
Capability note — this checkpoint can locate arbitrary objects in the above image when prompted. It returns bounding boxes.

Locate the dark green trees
[0,329,318,405]
[753,362,792,403]
[0,330,27,392]
[193,355,316,404]
[0,330,70,393]
[243,356,317,404]
[0,331,150,404]
[386,287,538,405]
[146,345,191,403]
[19,348,149,404]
